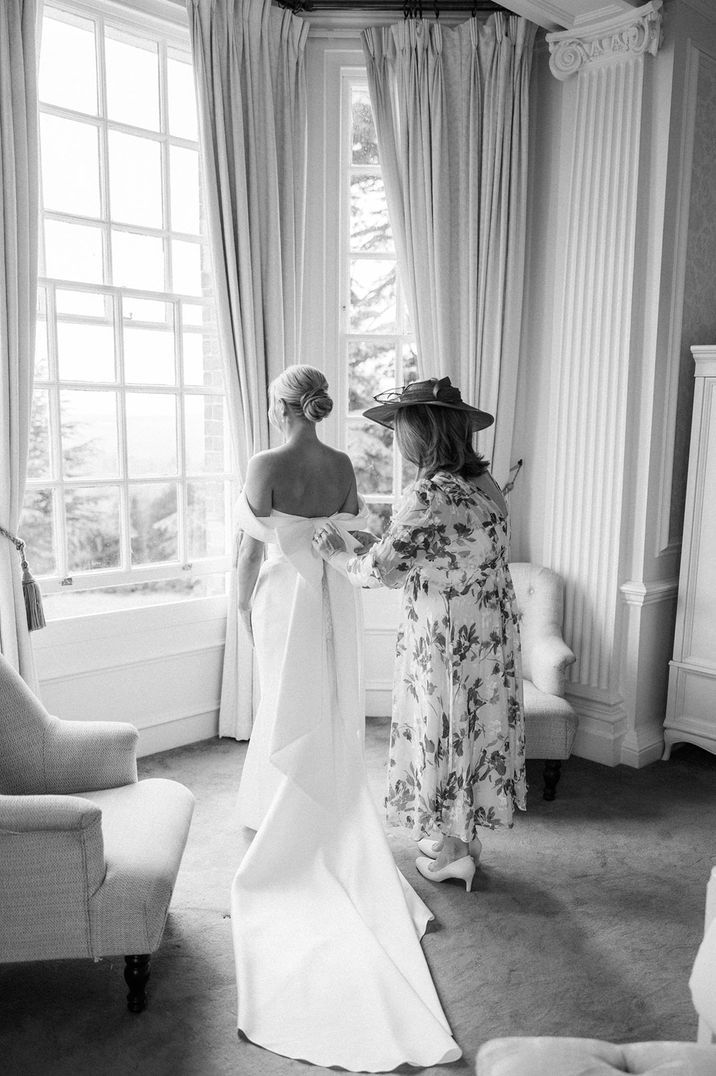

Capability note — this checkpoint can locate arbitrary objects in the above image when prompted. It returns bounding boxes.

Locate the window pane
[57,321,115,382]
[65,485,121,571]
[124,298,171,325]
[35,319,49,379]
[350,175,392,253]
[168,51,198,141]
[346,419,393,496]
[21,489,56,575]
[182,303,206,327]
[112,231,165,291]
[349,260,397,333]
[182,332,204,385]
[105,29,160,131]
[56,289,109,318]
[187,480,226,557]
[108,131,163,228]
[28,390,52,479]
[364,501,393,537]
[39,12,97,115]
[45,220,104,284]
[130,483,178,564]
[126,393,177,476]
[172,239,203,296]
[124,327,175,384]
[185,395,226,473]
[61,390,119,476]
[170,146,201,234]
[348,341,396,412]
[41,115,100,217]
[351,87,379,165]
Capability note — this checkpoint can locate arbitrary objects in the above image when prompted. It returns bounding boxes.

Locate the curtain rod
[277,1,504,14]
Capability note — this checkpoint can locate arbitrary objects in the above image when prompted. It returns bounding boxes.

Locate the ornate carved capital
[547,1,663,82]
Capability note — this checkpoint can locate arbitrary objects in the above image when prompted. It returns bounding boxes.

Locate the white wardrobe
[664,346,716,759]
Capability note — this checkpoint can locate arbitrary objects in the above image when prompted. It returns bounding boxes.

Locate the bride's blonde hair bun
[269,365,333,425]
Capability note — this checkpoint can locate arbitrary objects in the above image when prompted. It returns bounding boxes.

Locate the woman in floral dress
[315,376,526,892]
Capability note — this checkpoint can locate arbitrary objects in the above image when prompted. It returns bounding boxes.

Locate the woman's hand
[350,530,379,555]
[313,522,347,559]
[239,606,253,645]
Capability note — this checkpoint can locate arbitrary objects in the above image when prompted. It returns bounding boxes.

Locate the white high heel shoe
[415,855,476,892]
[417,836,483,863]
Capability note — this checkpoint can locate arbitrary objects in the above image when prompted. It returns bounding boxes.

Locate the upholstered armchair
[0,653,195,1012]
[510,563,578,801]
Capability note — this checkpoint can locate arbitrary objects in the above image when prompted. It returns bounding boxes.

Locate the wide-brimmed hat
[363,376,494,432]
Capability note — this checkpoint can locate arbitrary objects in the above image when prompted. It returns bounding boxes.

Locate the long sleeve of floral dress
[333,483,439,590]
[331,472,527,842]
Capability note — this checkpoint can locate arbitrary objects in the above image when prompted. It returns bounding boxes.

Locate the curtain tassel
[502,458,523,496]
[0,525,46,632]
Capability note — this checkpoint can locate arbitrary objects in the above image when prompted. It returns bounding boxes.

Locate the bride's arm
[237,534,264,642]
[237,455,273,640]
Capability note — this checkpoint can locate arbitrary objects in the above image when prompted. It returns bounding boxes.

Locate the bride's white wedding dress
[231,491,461,1072]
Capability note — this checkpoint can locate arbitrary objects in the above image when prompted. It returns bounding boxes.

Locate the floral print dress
[344,471,527,841]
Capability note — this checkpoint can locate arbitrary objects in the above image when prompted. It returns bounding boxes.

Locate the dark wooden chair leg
[543,759,562,801]
[124,954,151,1013]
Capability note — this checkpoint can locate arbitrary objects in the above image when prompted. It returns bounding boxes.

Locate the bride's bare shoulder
[322,445,355,474]
[247,447,284,473]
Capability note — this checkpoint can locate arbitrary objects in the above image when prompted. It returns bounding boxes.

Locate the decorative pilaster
[548,2,663,81]
[542,3,663,703]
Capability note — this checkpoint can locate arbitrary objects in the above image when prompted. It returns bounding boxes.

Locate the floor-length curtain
[362,14,535,482]
[187,0,308,739]
[0,0,39,688]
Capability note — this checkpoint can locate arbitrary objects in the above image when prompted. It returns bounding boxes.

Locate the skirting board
[137,708,219,758]
[568,693,629,767]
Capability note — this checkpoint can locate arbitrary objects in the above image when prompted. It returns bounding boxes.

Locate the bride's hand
[313,523,346,558]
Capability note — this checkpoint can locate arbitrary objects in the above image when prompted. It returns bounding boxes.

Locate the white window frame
[307,40,415,522]
[339,68,417,518]
[32,0,233,602]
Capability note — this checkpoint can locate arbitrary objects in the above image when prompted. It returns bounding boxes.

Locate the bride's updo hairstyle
[269,365,333,426]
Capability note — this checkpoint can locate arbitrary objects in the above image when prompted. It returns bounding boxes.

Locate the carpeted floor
[1,722,715,1076]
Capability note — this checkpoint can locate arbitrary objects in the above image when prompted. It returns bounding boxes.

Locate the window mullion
[175,300,187,566]
[115,292,131,572]
[46,282,69,580]
[96,13,113,291]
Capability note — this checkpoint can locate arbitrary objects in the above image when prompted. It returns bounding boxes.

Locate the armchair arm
[43,716,139,794]
[0,793,102,833]
[0,795,106,961]
[530,635,576,697]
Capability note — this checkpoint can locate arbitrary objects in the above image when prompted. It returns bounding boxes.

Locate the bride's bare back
[244,438,358,519]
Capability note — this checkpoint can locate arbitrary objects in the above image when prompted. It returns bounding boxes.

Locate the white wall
[34,597,226,757]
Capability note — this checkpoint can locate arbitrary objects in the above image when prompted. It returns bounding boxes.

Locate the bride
[231,364,461,1072]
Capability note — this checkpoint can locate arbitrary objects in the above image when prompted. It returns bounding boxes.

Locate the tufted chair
[0,653,195,1012]
[509,563,578,801]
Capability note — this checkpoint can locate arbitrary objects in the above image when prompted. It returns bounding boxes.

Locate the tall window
[342,76,417,533]
[24,2,232,618]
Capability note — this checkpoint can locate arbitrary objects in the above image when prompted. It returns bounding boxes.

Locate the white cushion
[691,920,716,1037]
[476,1037,716,1075]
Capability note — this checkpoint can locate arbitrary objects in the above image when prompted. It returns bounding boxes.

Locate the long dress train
[231,492,461,1072]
